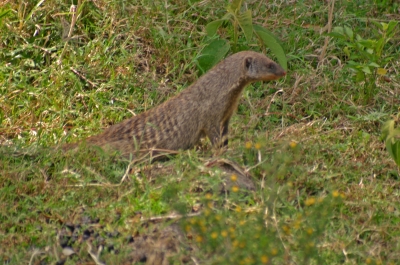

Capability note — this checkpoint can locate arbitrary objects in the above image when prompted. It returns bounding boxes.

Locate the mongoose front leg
[207,125,223,147]
[207,120,230,148]
[221,118,230,146]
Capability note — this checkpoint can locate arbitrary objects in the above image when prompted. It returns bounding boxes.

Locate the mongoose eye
[268,64,275,70]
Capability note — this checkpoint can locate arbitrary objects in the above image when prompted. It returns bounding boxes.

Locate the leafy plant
[196,0,287,74]
[381,117,400,168]
[329,21,398,102]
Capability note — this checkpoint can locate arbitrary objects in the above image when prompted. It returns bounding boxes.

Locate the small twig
[139,212,202,223]
[318,0,335,63]
[87,242,106,265]
[70,67,98,88]
[264,89,283,116]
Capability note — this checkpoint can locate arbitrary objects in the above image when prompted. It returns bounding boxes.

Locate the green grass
[1,0,400,264]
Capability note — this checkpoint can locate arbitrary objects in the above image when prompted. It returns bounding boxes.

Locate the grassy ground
[1,0,400,264]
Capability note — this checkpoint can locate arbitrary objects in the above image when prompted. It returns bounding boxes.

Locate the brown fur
[63,51,286,156]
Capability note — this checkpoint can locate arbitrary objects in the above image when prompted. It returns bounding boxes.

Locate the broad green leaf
[196,39,230,74]
[381,22,389,31]
[206,20,225,37]
[361,66,371,74]
[327,31,346,39]
[387,20,398,37]
[368,62,380,68]
[237,10,253,42]
[332,27,345,35]
[230,0,243,13]
[344,26,353,40]
[381,120,394,141]
[205,13,232,37]
[357,39,376,49]
[385,127,400,167]
[253,24,287,70]
[354,71,365,82]
[343,47,351,57]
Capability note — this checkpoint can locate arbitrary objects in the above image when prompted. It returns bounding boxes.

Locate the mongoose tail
[63,51,286,156]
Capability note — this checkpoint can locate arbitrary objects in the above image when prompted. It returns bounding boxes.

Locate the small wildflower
[229,226,235,233]
[306,227,313,235]
[185,225,191,232]
[282,225,290,235]
[271,248,278,256]
[293,220,301,229]
[332,190,340,198]
[305,197,316,206]
[207,202,213,209]
[233,240,239,248]
[245,141,252,149]
[261,255,269,264]
[221,230,228,237]
[205,193,212,199]
[366,258,372,264]
[235,206,242,213]
[232,185,239,192]
[239,220,246,225]
[340,192,346,199]
[204,208,211,216]
[231,174,237,182]
[289,141,297,148]
[215,214,222,221]
[196,235,203,243]
[254,142,262,149]
[211,232,218,239]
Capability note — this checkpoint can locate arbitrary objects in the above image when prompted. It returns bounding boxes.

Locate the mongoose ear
[244,57,253,70]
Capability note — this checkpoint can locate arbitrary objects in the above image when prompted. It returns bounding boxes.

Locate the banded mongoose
[63,51,286,156]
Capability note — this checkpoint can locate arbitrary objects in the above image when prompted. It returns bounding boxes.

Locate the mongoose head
[244,54,286,82]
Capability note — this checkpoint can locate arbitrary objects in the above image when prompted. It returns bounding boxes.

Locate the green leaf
[196,39,230,74]
[206,20,225,37]
[205,13,232,37]
[387,20,398,37]
[327,31,346,39]
[230,0,243,13]
[344,26,354,40]
[237,10,253,42]
[0,9,11,20]
[368,62,380,68]
[361,66,371,74]
[253,24,287,70]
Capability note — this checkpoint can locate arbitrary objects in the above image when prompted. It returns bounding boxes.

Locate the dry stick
[70,67,98,88]
[264,89,283,116]
[318,0,335,63]
[57,1,81,66]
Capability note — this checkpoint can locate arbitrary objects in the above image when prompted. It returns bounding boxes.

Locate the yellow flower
[232,185,239,192]
[271,248,278,256]
[305,197,316,206]
[221,230,228,237]
[211,232,218,239]
[245,141,252,149]
[306,227,313,235]
[254,142,262,149]
[231,174,238,182]
[332,190,340,198]
[261,255,269,264]
[196,235,203,242]
[289,141,297,148]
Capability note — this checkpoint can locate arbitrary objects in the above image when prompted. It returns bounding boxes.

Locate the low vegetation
[1,0,399,264]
